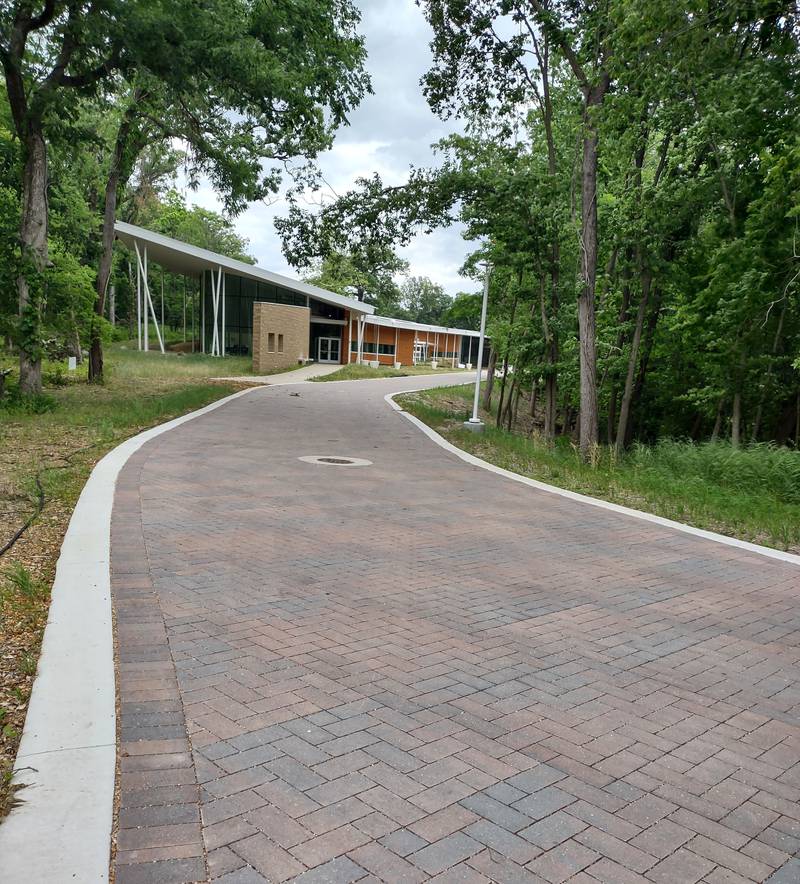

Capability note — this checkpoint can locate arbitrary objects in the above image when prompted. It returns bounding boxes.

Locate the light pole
[464,262,492,432]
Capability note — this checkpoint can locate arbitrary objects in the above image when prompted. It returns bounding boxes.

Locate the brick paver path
[110,376,800,884]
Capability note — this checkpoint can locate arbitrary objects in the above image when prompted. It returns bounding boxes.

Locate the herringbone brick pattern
[110,377,800,883]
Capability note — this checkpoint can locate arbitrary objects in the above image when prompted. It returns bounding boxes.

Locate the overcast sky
[187,0,473,297]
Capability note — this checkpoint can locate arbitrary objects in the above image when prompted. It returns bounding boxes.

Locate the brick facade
[347,316,464,367]
[253,302,310,373]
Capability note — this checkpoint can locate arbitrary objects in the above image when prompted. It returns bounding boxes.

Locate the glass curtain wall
[203,271,307,355]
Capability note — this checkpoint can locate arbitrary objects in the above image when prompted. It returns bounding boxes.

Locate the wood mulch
[0,421,103,818]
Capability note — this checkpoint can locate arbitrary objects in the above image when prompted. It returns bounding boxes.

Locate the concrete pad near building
[113,222,488,372]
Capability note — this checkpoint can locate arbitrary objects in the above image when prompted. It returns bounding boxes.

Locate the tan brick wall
[253,302,310,373]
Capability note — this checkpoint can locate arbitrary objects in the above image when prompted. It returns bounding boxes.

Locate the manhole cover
[298,455,373,467]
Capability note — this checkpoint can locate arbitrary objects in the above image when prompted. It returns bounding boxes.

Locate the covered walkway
[110,374,800,883]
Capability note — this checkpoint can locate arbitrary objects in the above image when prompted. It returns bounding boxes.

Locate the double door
[317,337,341,363]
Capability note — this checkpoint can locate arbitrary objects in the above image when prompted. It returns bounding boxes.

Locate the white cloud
[177,0,476,297]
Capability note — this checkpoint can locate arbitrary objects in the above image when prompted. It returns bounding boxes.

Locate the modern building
[114,222,484,372]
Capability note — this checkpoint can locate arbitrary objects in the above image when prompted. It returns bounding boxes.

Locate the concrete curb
[386,390,800,568]
[0,386,260,882]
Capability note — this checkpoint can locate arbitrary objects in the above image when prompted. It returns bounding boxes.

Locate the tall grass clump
[627,440,800,504]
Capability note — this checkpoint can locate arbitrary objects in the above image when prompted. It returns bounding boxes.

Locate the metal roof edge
[113,221,374,315]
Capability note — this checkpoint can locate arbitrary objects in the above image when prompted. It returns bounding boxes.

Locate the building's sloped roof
[114,221,374,315]
[364,313,481,339]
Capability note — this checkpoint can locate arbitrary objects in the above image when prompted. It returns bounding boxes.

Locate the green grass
[310,362,468,382]
[398,384,800,552]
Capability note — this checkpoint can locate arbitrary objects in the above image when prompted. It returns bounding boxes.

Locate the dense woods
[277,1,800,457]
[2,1,799,461]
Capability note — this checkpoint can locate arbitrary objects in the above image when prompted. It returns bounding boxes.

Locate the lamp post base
[463,419,485,433]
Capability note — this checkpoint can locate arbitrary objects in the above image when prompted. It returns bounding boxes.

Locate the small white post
[465,263,492,432]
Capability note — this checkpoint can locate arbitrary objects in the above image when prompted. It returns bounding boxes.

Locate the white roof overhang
[364,313,482,339]
[114,221,374,315]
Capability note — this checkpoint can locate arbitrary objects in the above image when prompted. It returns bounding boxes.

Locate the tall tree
[1,0,370,388]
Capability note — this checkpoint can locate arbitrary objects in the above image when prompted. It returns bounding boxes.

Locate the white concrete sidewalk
[213,362,343,385]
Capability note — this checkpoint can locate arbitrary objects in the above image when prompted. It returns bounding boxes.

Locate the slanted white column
[134,242,165,354]
[210,266,222,356]
[357,316,364,363]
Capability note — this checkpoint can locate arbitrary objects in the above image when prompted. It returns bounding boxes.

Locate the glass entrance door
[317,336,340,363]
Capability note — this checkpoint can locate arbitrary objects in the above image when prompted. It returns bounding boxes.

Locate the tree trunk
[69,307,83,363]
[751,302,786,442]
[503,377,517,430]
[601,255,633,445]
[629,286,662,444]
[731,389,742,448]
[711,396,725,441]
[538,277,558,444]
[496,355,510,427]
[614,269,651,458]
[18,129,48,394]
[482,348,497,410]
[529,380,538,419]
[576,80,608,460]
[90,96,143,383]
[796,390,800,447]
[89,145,122,382]
[607,388,617,446]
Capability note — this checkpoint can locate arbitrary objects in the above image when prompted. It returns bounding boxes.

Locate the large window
[310,298,345,320]
[203,271,307,354]
[350,341,396,356]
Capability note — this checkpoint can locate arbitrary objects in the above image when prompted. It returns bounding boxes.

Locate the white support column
[349,316,355,363]
[201,272,206,354]
[136,244,165,354]
[395,327,399,365]
[143,245,149,351]
[210,266,222,357]
[357,316,364,363]
[135,244,141,351]
[221,270,226,357]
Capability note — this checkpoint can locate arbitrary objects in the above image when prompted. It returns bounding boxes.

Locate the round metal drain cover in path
[298,455,373,467]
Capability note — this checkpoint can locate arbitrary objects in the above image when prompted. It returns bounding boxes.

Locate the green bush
[0,383,57,414]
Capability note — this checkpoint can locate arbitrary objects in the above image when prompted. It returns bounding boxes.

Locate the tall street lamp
[464,262,492,433]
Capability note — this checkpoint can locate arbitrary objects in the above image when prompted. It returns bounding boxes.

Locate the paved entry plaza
[110,374,800,884]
